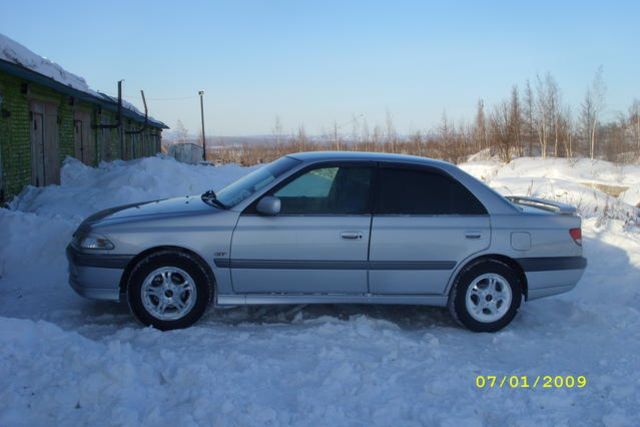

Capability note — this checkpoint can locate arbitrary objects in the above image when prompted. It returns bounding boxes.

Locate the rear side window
[376,167,487,215]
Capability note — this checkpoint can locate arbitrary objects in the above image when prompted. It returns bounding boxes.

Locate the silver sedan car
[67,151,586,332]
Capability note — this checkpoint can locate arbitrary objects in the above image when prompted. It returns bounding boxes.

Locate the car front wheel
[448,260,522,332]
[127,251,213,330]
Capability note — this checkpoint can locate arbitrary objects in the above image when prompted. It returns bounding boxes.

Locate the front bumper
[66,245,132,301]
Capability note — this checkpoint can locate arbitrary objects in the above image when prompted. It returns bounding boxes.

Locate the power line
[145,95,198,101]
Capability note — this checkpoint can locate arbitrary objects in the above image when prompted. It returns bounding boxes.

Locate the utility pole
[199,90,206,162]
[117,80,124,159]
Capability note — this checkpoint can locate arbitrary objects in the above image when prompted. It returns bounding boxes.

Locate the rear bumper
[519,256,587,300]
[66,245,132,301]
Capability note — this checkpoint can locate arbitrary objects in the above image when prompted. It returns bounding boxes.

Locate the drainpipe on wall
[92,80,123,157]
[125,90,149,158]
[119,113,125,158]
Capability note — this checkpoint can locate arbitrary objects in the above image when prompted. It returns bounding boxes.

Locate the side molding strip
[516,256,587,272]
[214,258,455,270]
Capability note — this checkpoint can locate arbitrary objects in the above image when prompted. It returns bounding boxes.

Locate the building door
[30,101,59,186]
[30,104,45,186]
[130,133,138,159]
[74,119,83,161]
[99,114,114,162]
[74,110,94,165]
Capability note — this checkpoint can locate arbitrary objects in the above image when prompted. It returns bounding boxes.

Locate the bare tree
[580,90,595,158]
[600,113,627,162]
[561,106,574,158]
[630,99,640,153]
[385,110,398,152]
[457,120,473,160]
[437,111,470,163]
[614,113,627,161]
[546,76,561,157]
[296,125,308,150]
[523,80,536,156]
[439,110,452,144]
[409,130,426,156]
[331,121,343,150]
[360,119,370,149]
[272,115,284,146]
[509,86,522,156]
[174,119,189,144]
[473,99,487,152]
[350,114,360,145]
[490,101,514,162]
[535,74,550,158]
[371,125,383,147]
[533,73,563,158]
[583,66,606,159]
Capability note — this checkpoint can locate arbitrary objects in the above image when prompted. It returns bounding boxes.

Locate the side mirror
[256,196,281,216]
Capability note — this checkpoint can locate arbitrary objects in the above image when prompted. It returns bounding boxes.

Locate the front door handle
[341,231,363,240]
[465,231,483,239]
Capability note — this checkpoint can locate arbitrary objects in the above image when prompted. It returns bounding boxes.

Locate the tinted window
[376,168,487,215]
[273,166,372,214]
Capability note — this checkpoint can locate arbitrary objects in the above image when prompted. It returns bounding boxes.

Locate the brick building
[0,33,168,202]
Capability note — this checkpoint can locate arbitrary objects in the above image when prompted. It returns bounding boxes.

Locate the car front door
[229,162,374,294]
[369,165,491,295]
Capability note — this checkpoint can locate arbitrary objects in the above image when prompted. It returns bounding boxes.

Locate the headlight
[77,233,115,250]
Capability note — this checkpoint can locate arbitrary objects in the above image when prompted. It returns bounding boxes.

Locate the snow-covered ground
[1,155,639,426]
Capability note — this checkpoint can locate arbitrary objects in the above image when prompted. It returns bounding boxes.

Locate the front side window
[273,165,372,214]
[376,167,487,215]
[215,156,300,207]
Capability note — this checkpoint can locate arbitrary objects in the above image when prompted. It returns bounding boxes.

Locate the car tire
[127,251,213,330]
[448,259,522,332]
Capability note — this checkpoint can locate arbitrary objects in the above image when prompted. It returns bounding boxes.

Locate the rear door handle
[465,231,482,239]
[341,231,363,240]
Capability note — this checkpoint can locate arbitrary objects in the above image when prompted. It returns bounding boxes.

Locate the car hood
[83,195,219,227]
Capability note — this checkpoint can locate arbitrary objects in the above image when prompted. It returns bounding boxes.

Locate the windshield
[213,156,301,208]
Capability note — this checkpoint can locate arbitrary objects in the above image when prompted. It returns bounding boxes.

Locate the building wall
[58,98,74,162]
[0,74,31,198]
[0,71,163,202]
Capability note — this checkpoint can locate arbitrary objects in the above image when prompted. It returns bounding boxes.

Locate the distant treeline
[171,68,640,165]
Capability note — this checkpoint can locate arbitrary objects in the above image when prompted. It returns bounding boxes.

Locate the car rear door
[229,162,374,294]
[369,164,491,295]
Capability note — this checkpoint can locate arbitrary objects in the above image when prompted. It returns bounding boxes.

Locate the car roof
[287,151,453,168]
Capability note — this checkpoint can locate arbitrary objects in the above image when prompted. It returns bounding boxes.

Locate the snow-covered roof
[0,32,167,129]
[0,33,92,93]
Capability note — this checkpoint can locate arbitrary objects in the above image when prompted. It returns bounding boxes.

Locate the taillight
[569,228,582,246]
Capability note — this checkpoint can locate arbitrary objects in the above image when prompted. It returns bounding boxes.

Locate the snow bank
[460,157,640,223]
[494,157,640,186]
[1,155,640,426]
[9,155,252,220]
[620,185,640,208]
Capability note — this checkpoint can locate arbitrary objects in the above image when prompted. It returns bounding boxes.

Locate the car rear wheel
[127,251,212,330]
[448,260,522,332]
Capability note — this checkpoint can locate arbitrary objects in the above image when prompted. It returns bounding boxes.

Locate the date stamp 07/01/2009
[475,375,588,390]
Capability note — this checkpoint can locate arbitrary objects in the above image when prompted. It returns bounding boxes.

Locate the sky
[1,0,639,136]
